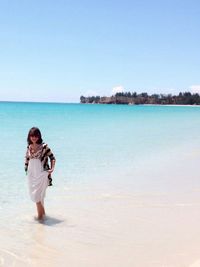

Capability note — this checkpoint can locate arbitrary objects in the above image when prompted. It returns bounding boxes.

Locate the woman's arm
[24,147,29,173]
[48,159,56,174]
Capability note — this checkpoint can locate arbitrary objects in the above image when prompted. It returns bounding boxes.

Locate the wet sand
[1,188,200,266]
[1,150,200,267]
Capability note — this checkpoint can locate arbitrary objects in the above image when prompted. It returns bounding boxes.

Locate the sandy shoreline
[1,147,200,267]
[1,189,200,266]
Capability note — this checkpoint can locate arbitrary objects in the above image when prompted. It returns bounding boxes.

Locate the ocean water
[0,102,200,208]
[1,102,200,267]
[1,102,200,182]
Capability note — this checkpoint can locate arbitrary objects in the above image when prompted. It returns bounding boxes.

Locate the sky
[0,0,200,102]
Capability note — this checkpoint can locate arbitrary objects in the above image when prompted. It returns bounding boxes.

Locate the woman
[25,127,56,220]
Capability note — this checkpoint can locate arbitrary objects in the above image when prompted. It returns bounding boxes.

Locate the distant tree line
[80,92,200,105]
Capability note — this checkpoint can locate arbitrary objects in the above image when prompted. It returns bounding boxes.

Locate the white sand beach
[1,150,200,267]
[1,191,200,267]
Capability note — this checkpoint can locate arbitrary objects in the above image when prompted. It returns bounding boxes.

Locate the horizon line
[0,100,80,104]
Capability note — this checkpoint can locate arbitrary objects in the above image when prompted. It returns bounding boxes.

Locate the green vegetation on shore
[80,92,200,105]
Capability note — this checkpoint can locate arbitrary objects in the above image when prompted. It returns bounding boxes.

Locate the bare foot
[34,215,45,221]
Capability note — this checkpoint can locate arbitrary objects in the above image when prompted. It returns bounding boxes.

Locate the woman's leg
[36,202,45,219]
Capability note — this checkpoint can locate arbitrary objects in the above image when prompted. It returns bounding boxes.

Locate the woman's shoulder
[42,142,47,148]
[42,143,51,150]
[27,144,31,150]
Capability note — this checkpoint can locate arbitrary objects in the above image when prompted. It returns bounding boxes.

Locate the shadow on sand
[38,216,64,226]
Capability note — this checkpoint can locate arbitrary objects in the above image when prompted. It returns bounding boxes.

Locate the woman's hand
[48,160,56,174]
[48,168,54,174]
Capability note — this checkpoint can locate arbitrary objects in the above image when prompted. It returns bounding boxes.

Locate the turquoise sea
[1,102,200,188]
[1,102,200,267]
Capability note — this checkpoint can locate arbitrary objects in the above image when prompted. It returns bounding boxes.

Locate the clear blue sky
[0,0,200,102]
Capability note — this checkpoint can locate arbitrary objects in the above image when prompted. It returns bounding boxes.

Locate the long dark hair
[27,127,43,145]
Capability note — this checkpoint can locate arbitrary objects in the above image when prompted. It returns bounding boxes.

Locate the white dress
[27,146,49,204]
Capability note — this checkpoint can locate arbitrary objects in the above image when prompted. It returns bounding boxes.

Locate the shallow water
[1,102,200,266]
